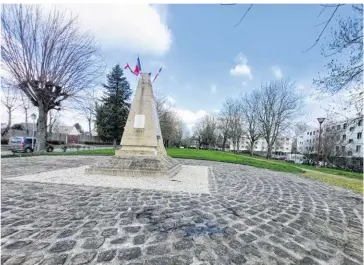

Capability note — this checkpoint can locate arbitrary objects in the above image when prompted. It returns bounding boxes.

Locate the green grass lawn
[233,153,363,180]
[167,148,304,174]
[45,149,114,156]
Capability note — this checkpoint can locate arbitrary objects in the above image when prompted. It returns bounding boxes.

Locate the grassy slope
[167,148,304,174]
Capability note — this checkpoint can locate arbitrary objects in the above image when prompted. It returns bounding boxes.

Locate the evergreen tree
[95,64,132,144]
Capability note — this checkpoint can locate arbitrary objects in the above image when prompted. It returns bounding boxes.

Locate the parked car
[8,137,54,153]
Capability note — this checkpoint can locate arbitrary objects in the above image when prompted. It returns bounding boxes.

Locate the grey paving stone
[81,237,105,249]
[97,249,116,262]
[69,251,96,265]
[133,234,146,245]
[50,240,76,252]
[39,254,68,265]
[146,244,171,255]
[118,247,141,260]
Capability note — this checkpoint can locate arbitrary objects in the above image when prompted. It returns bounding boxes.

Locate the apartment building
[229,136,292,155]
[297,116,363,158]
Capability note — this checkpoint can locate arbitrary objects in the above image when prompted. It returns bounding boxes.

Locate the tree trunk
[24,108,29,136]
[7,107,12,131]
[88,119,92,142]
[250,142,254,156]
[267,143,273,159]
[222,135,227,151]
[36,102,48,152]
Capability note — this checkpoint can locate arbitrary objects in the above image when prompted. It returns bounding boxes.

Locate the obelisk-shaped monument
[86,73,181,177]
[116,73,167,157]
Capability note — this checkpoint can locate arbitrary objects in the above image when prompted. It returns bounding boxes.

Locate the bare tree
[202,114,218,148]
[47,109,60,139]
[193,119,204,149]
[19,91,31,136]
[1,4,102,151]
[218,99,233,151]
[172,118,187,147]
[241,92,261,156]
[226,98,244,153]
[154,92,179,148]
[1,82,17,136]
[314,5,363,99]
[255,78,302,159]
[77,89,99,141]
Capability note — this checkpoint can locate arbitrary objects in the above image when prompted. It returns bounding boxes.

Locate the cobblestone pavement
[1,156,363,265]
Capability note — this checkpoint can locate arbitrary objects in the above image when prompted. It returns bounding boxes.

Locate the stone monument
[86,73,181,177]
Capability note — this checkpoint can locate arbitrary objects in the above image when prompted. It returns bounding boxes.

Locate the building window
[359,120,363,126]
[336,135,340,141]
[310,132,312,135]
[343,134,346,140]
[349,139,353,143]
[350,127,354,132]
[307,132,309,135]
[335,146,339,152]
[337,125,341,130]
[332,126,335,130]
[348,151,352,156]
[358,132,362,139]
[356,145,361,152]
[342,146,345,152]
[309,139,311,143]
[343,123,347,129]
[313,131,315,135]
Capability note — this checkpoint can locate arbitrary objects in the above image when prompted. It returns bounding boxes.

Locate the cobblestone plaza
[1,156,363,265]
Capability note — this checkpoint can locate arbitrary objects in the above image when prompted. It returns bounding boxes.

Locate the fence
[1,129,104,144]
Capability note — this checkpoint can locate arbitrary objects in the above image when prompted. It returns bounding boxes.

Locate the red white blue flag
[124,63,134,74]
[152,67,163,83]
[133,56,142,76]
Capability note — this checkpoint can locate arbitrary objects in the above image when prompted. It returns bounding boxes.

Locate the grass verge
[167,148,304,174]
[44,149,115,156]
[301,170,363,194]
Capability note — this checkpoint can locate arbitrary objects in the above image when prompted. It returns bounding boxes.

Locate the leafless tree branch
[233,4,254,28]
[303,4,343,53]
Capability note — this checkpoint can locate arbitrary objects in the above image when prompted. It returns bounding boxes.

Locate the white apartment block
[297,116,363,158]
[229,136,292,155]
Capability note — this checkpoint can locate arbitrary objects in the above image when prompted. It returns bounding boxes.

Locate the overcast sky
[1,4,357,132]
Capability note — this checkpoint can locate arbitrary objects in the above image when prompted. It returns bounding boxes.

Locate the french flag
[152,67,163,83]
[133,56,142,76]
[124,63,133,74]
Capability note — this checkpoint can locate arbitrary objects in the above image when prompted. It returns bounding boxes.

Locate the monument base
[85,154,181,178]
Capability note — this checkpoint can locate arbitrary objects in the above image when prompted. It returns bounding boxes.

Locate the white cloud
[271,66,283,79]
[174,108,207,132]
[210,84,217,94]
[46,4,172,56]
[174,108,207,126]
[230,53,253,79]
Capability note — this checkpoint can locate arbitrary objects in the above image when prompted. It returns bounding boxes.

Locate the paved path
[1,156,363,265]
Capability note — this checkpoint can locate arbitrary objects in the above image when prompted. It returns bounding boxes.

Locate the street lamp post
[30,113,37,151]
[316,117,326,167]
